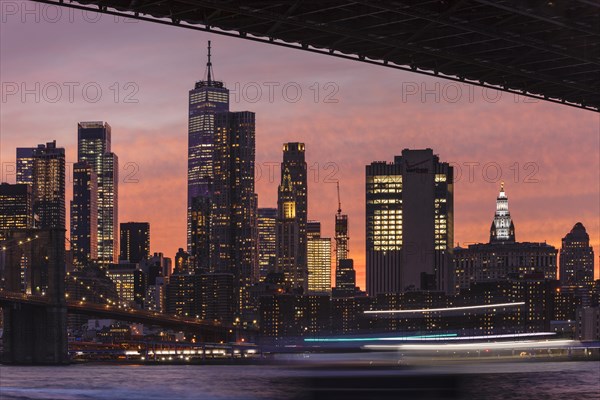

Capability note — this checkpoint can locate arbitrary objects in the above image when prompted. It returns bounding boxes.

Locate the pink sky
[1,7,598,286]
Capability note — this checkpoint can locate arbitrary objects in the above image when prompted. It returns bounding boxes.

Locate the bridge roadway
[0,290,256,338]
[28,0,600,111]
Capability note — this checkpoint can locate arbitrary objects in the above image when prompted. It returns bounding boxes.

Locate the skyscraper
[490,182,515,243]
[211,111,258,314]
[70,162,98,266]
[306,221,332,294]
[15,148,35,185]
[276,143,308,292]
[120,222,150,264]
[187,41,230,252]
[257,208,277,281]
[77,121,119,264]
[366,148,454,295]
[190,196,211,272]
[0,183,33,235]
[25,141,66,230]
[454,185,557,291]
[560,222,595,288]
[334,182,351,292]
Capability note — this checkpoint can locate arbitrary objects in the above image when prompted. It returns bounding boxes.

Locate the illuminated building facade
[199,273,234,323]
[366,149,453,295]
[187,41,230,251]
[490,182,516,243]
[0,183,33,237]
[335,213,349,268]
[77,121,119,264]
[70,162,98,266]
[454,242,558,291]
[165,272,199,317]
[259,294,330,339]
[559,222,595,289]
[120,222,150,264]
[333,259,357,297]
[257,208,277,281]
[211,111,258,316]
[190,196,211,272]
[454,185,557,291]
[276,143,308,292]
[15,148,34,185]
[107,263,146,307]
[20,141,66,230]
[306,221,332,294]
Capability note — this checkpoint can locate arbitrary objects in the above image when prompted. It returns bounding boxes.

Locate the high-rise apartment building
[77,121,119,264]
[25,141,66,230]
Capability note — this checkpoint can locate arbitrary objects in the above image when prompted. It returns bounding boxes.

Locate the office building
[306,221,331,294]
[366,149,454,295]
[560,222,595,288]
[490,182,516,243]
[211,111,258,316]
[276,143,308,292]
[190,196,211,272]
[0,183,33,236]
[15,148,35,185]
[454,185,557,291]
[257,208,277,281]
[120,222,150,264]
[187,41,230,251]
[106,263,146,307]
[70,162,98,266]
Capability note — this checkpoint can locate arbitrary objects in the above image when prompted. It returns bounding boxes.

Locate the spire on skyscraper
[490,182,515,243]
[205,40,213,84]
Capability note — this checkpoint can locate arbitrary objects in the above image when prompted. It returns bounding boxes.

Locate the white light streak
[364,302,525,314]
[380,332,556,341]
[364,339,578,351]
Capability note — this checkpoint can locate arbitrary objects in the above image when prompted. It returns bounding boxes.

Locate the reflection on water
[0,361,598,399]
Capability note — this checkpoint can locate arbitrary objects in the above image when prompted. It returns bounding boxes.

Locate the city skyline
[1,18,598,287]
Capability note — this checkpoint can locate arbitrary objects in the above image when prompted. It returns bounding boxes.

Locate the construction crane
[336,181,342,216]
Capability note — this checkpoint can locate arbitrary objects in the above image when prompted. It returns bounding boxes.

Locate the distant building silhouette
[560,222,595,288]
[120,222,150,264]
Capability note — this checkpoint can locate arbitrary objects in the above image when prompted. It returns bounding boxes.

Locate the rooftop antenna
[206,40,213,84]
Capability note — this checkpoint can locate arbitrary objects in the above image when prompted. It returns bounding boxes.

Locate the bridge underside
[1,303,68,364]
[30,0,600,111]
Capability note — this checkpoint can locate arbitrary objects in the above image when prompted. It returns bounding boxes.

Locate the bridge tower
[1,229,68,364]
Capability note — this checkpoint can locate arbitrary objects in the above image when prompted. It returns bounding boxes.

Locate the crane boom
[336,181,342,215]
